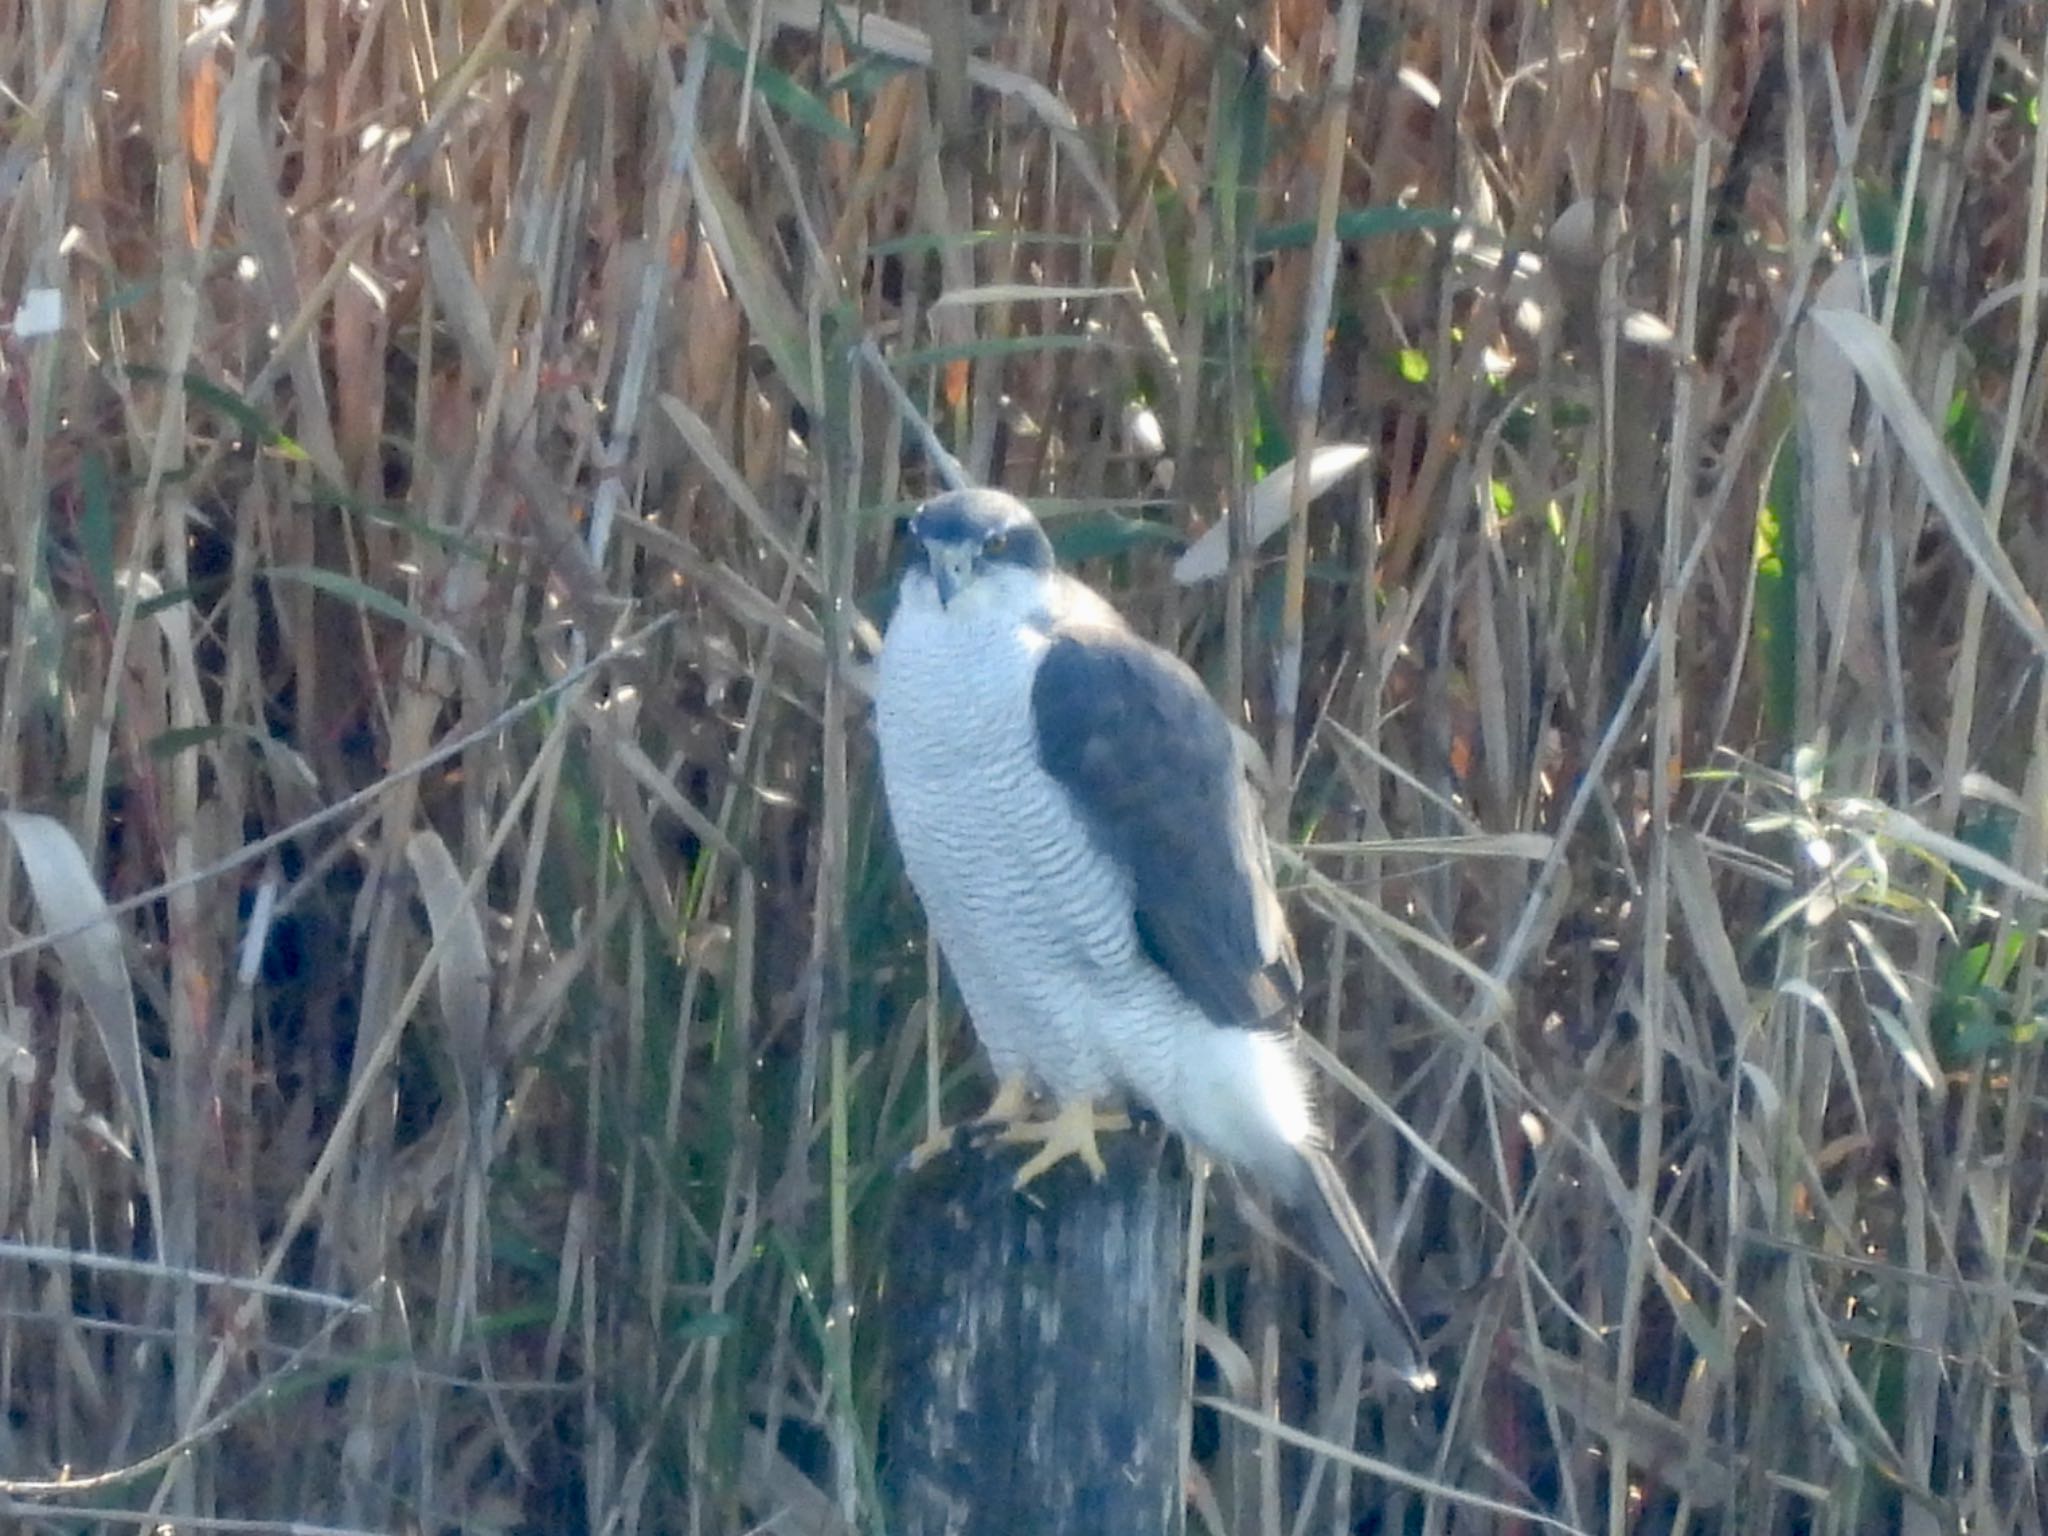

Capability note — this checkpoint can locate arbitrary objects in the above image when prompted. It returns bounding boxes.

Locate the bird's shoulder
[1031,609,1216,725]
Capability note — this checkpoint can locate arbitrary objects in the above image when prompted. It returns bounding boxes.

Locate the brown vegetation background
[2,0,2045,1531]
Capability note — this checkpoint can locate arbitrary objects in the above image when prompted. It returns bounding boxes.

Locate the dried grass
[2,0,2046,1531]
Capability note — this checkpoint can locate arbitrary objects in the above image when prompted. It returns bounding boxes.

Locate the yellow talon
[974,1076,1038,1132]
[908,1079,1128,1184]
[999,1098,1130,1188]
[905,1127,960,1171]
[908,1077,1037,1171]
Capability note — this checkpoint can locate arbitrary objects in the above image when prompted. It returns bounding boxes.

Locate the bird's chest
[875,609,1109,928]
[876,611,1045,806]
[875,597,1161,1100]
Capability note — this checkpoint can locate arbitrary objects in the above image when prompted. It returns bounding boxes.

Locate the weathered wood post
[880,1126,1190,1535]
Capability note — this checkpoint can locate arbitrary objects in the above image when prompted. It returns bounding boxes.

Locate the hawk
[875,487,1432,1389]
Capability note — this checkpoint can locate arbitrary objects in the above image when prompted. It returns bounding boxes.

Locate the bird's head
[901,489,1055,611]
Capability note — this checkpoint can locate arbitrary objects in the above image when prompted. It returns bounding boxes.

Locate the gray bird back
[1031,623,1301,1029]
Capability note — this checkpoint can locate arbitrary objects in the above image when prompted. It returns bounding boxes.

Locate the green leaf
[472,1304,556,1338]
[1246,367,1291,476]
[690,155,813,410]
[1255,204,1460,254]
[1943,384,1996,502]
[824,51,918,101]
[265,565,469,656]
[887,334,1118,372]
[125,364,306,459]
[674,1309,739,1342]
[1837,177,1900,259]
[1046,514,1181,564]
[77,449,118,616]
[149,724,226,760]
[867,229,1109,260]
[299,484,496,560]
[138,584,196,620]
[1755,431,1799,743]
[704,32,857,144]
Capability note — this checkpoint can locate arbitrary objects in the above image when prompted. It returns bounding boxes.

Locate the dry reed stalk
[0,1,2043,1531]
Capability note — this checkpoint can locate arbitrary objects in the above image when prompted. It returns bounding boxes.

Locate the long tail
[1298,1145,1436,1390]
[1159,1026,1435,1387]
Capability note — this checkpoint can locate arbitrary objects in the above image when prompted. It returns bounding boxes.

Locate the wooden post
[880,1125,1190,1536]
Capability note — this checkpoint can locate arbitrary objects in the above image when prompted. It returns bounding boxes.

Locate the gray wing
[1032,620,1301,1027]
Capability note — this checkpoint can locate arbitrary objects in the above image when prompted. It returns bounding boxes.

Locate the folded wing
[1031,619,1300,1028]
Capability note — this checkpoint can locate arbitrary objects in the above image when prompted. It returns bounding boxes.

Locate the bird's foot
[999,1098,1130,1188]
[904,1124,963,1172]
[905,1077,1038,1171]
[973,1075,1039,1133]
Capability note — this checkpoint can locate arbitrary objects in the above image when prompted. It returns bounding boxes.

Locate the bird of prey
[874,487,1433,1389]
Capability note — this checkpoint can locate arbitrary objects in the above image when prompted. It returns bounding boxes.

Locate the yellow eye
[986,533,1010,557]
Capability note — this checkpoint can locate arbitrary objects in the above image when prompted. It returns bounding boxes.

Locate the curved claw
[999,1099,1130,1187]
[905,1077,1039,1172]
[973,1076,1039,1133]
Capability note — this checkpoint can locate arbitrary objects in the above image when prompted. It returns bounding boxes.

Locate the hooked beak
[925,542,977,607]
